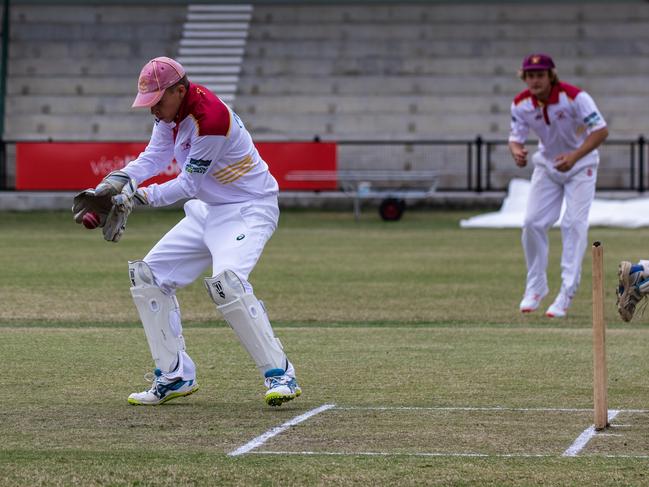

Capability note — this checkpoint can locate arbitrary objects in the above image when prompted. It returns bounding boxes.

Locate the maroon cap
[521,53,555,71]
[132,57,185,108]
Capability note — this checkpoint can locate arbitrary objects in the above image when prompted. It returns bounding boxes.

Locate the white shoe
[128,368,199,406]
[264,368,302,407]
[545,292,573,318]
[519,291,546,313]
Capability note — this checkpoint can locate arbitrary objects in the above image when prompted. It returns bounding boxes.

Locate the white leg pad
[205,270,287,376]
[129,260,194,378]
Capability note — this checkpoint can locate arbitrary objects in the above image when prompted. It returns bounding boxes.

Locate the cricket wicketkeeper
[72,57,301,406]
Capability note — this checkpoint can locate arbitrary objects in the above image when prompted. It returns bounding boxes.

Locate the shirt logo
[185,158,211,174]
[182,140,191,151]
[236,234,245,241]
[556,110,566,120]
[583,111,602,128]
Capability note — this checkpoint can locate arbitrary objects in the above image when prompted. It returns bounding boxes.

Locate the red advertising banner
[15,142,179,190]
[256,142,337,190]
[15,141,337,191]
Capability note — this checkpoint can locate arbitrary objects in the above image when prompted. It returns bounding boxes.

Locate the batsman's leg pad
[129,260,194,379]
[205,270,287,376]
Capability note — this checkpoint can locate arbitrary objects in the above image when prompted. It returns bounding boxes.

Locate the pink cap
[521,53,555,71]
[132,57,186,108]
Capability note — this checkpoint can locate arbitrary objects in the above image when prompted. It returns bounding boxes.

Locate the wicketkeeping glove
[102,179,149,243]
[72,188,112,226]
[72,170,147,243]
[72,170,133,225]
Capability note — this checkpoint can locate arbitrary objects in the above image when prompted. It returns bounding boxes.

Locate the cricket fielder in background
[72,57,301,406]
[509,53,608,318]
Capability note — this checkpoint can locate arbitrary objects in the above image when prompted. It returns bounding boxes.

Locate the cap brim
[132,90,165,108]
[523,66,553,71]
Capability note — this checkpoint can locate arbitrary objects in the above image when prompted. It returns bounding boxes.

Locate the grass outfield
[1,209,648,486]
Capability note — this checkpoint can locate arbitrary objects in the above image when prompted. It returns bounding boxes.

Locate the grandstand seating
[233,2,649,188]
[236,3,649,141]
[5,4,186,141]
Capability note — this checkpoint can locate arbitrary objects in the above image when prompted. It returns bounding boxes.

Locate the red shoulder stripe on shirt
[191,85,231,137]
[558,82,582,101]
[513,89,532,105]
[177,83,231,137]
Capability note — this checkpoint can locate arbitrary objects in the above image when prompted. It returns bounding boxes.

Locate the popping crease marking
[562,409,620,457]
[228,403,336,457]
[250,451,649,459]
[229,406,645,458]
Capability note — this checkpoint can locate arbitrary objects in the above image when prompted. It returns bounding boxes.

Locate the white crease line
[562,409,620,457]
[228,404,336,457]
[251,450,649,459]
[251,450,549,458]
[337,406,649,413]
[339,406,602,413]
[601,454,649,459]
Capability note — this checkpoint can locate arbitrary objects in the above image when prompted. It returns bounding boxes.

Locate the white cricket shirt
[509,82,607,169]
[123,83,278,207]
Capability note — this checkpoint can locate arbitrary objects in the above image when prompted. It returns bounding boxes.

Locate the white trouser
[144,195,279,293]
[522,156,597,298]
[139,195,279,379]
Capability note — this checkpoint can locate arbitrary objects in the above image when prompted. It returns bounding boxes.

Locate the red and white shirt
[123,83,278,207]
[509,82,607,169]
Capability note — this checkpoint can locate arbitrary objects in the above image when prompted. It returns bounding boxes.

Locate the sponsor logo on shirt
[583,111,602,128]
[185,158,212,174]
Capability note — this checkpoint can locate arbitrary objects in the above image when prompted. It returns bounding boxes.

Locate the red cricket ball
[82,211,100,229]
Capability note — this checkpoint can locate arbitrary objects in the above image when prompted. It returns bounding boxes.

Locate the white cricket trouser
[144,195,279,294]
[522,154,598,298]
[137,195,279,379]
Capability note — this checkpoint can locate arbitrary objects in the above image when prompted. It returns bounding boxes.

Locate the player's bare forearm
[554,127,609,172]
[573,126,609,161]
[509,141,528,167]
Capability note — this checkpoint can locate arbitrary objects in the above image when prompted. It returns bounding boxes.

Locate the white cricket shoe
[519,291,547,313]
[545,292,573,318]
[617,260,648,322]
[264,368,302,407]
[128,368,199,406]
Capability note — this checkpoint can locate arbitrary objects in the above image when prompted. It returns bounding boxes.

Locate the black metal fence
[0,136,646,192]
[335,136,648,193]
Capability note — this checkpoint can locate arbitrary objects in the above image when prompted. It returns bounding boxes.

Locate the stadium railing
[0,136,646,193]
